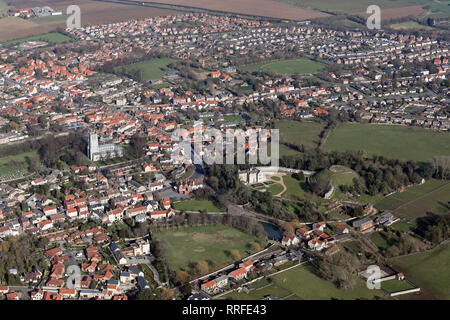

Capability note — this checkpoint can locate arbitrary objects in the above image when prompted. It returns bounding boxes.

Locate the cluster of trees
[310,249,363,290]
[384,233,429,258]
[0,235,49,285]
[129,133,148,159]
[430,156,450,180]
[415,213,450,245]
[280,149,430,196]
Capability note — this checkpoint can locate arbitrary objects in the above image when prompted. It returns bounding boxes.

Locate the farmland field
[276,120,324,149]
[225,264,384,300]
[400,0,450,19]
[0,0,179,42]
[139,0,329,20]
[240,58,325,75]
[0,0,8,16]
[392,243,450,299]
[323,124,450,162]
[223,114,245,123]
[276,0,410,13]
[375,179,450,220]
[153,225,260,272]
[172,199,224,212]
[279,144,302,157]
[118,57,177,80]
[277,0,427,20]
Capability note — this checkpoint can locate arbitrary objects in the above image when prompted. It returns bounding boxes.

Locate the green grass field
[240,58,324,75]
[119,57,177,80]
[2,32,72,45]
[323,124,450,162]
[392,243,450,299]
[268,182,284,196]
[223,114,244,123]
[381,279,416,293]
[172,200,224,212]
[153,225,259,272]
[225,264,384,300]
[276,120,324,150]
[281,175,309,199]
[375,179,450,220]
[279,144,302,157]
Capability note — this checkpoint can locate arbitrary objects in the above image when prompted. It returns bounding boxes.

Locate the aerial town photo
[0,0,448,312]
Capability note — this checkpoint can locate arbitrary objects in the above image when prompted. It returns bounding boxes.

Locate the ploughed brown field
[136,0,329,20]
[0,17,48,42]
[358,5,425,21]
[1,0,179,42]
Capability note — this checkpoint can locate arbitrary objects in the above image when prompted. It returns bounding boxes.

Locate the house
[59,288,77,299]
[136,276,149,291]
[308,238,327,251]
[374,211,395,225]
[131,239,150,256]
[120,272,132,283]
[201,280,218,294]
[312,221,326,231]
[79,289,102,299]
[334,224,349,234]
[150,210,172,220]
[31,289,44,300]
[160,198,171,210]
[296,227,312,239]
[6,292,20,300]
[281,235,299,246]
[43,206,57,216]
[44,247,63,258]
[229,267,248,281]
[142,163,156,173]
[239,261,254,272]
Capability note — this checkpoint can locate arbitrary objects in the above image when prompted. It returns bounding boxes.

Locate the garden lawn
[282,175,309,199]
[268,182,284,196]
[381,279,415,293]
